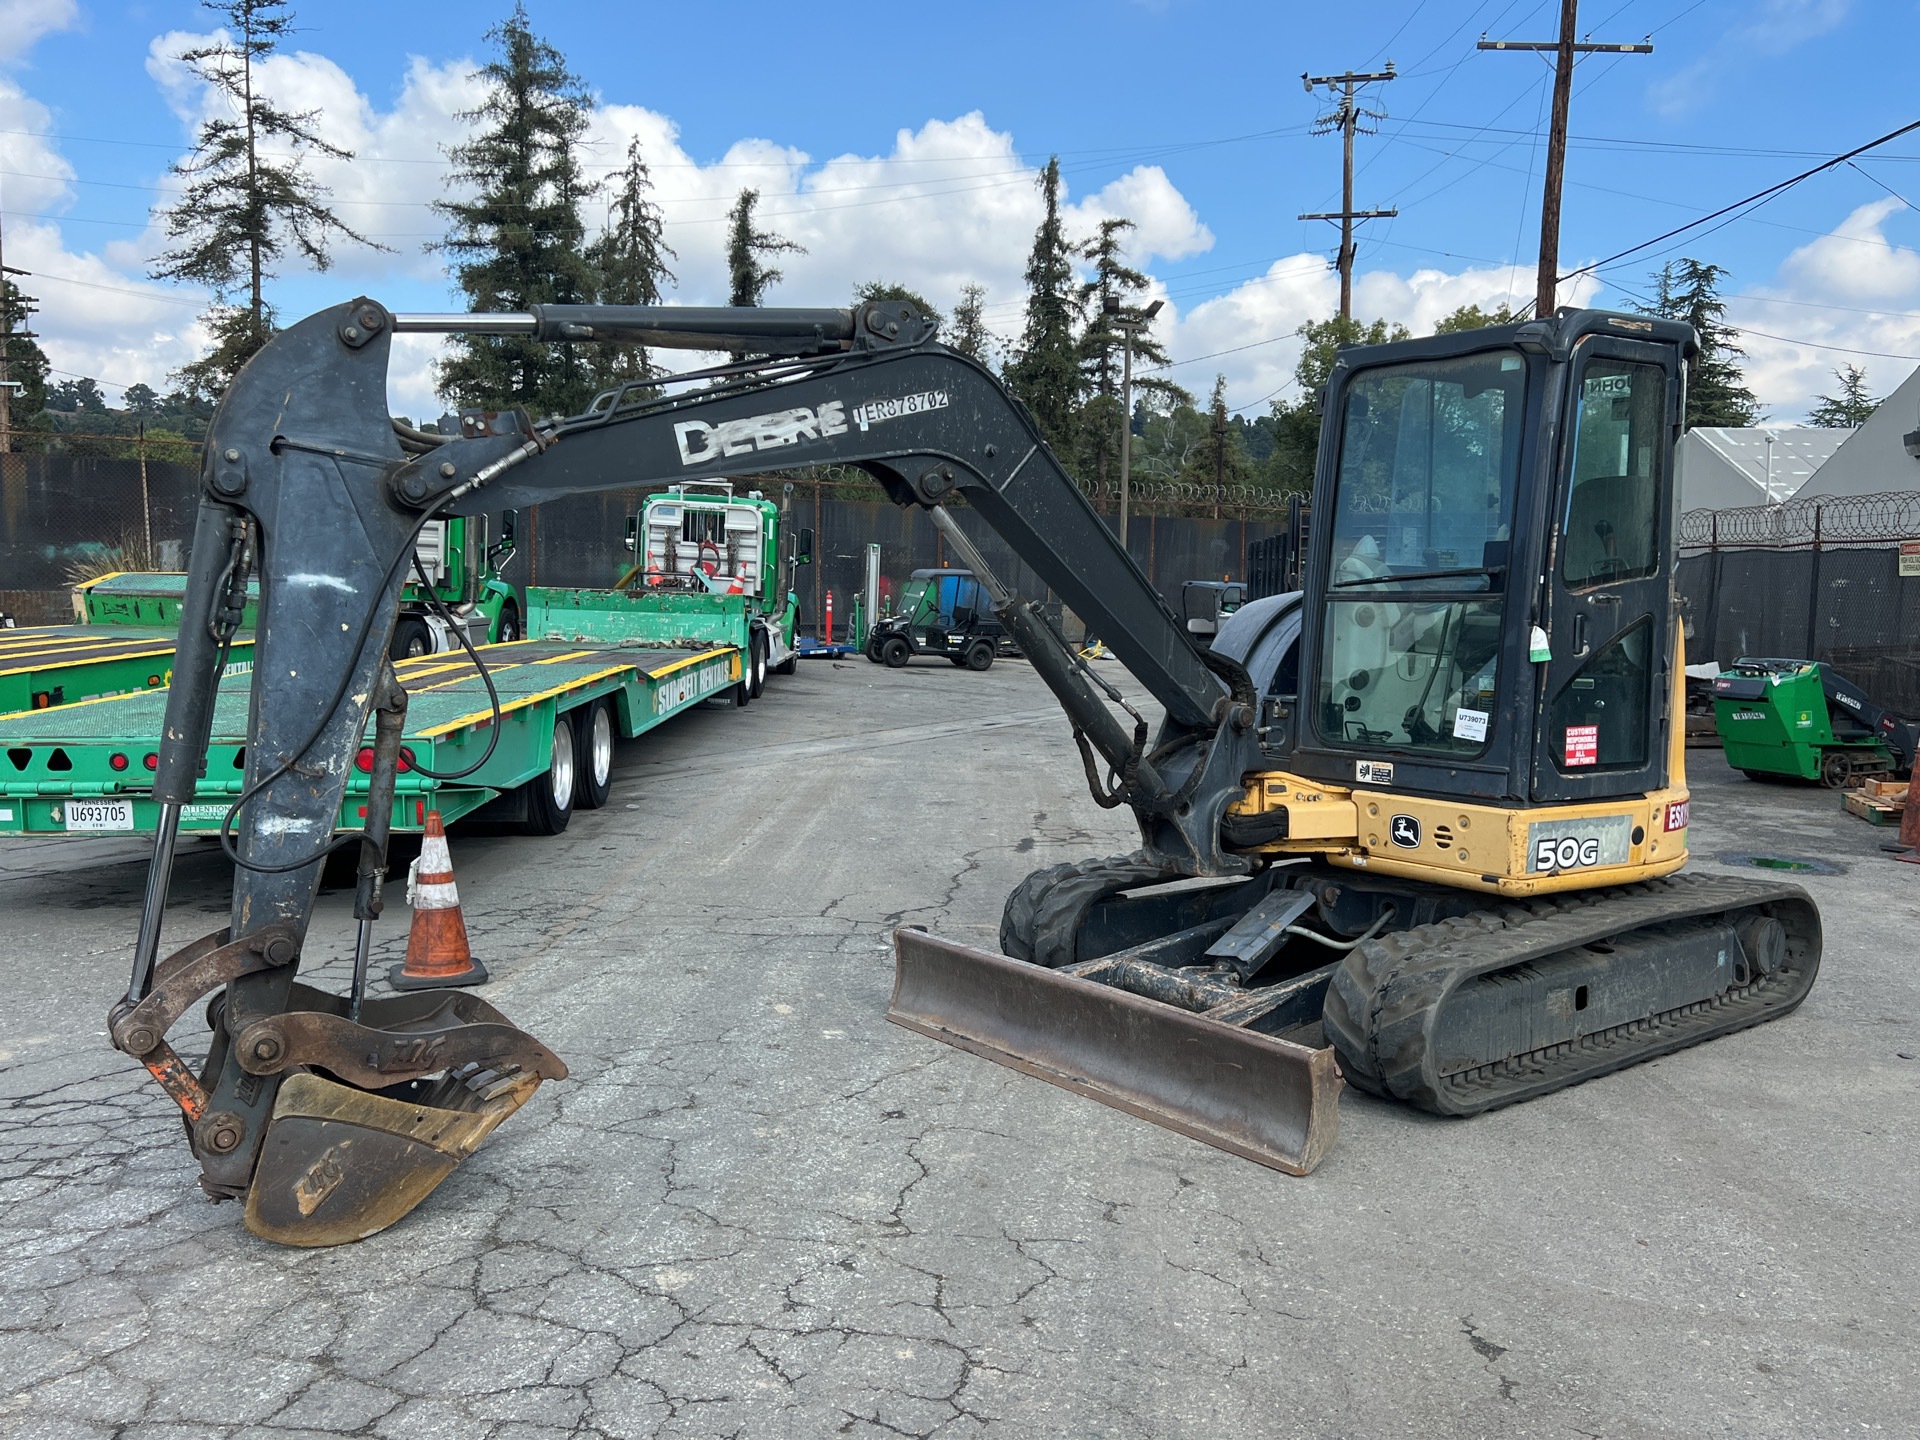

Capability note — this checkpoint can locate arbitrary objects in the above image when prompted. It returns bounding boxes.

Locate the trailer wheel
[964,641,995,672]
[734,653,752,707]
[882,636,912,668]
[390,617,432,660]
[574,698,614,810]
[522,718,576,834]
[1819,751,1851,789]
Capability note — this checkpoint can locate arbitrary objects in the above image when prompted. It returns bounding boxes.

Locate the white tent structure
[1676,426,1846,512]
[1792,363,1920,500]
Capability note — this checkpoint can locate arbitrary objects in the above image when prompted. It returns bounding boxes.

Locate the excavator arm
[116,296,1271,1242]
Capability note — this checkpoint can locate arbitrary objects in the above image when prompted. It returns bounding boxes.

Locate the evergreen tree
[1,277,50,437]
[1259,314,1409,493]
[1807,364,1877,428]
[725,189,803,307]
[1072,217,1188,504]
[947,283,997,367]
[586,135,676,389]
[434,5,599,417]
[1004,157,1081,457]
[150,0,379,399]
[853,281,942,330]
[48,376,109,414]
[122,383,161,418]
[1179,375,1253,507]
[1640,259,1759,428]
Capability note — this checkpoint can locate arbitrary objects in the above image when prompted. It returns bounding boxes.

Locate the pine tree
[1640,259,1759,428]
[434,4,599,417]
[150,0,379,400]
[1072,217,1188,503]
[1180,374,1253,510]
[1807,364,1877,428]
[1004,157,1082,457]
[725,189,804,307]
[586,136,677,389]
[947,283,997,367]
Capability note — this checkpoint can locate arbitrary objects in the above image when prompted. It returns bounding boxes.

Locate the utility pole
[1481,2,1651,317]
[1106,295,1163,553]
[1299,65,1397,322]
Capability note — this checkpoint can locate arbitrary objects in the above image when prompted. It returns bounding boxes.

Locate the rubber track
[1320,873,1822,1116]
[999,853,1179,967]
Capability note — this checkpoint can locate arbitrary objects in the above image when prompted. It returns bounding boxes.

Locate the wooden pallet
[1843,786,1908,826]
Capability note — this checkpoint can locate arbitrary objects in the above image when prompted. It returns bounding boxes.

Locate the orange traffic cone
[726,571,745,595]
[389,811,489,989]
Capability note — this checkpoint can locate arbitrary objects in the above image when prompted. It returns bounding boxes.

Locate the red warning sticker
[1564,725,1599,767]
[1664,798,1690,831]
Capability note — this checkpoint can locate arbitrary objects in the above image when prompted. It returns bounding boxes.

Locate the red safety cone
[389,811,489,989]
[726,571,745,595]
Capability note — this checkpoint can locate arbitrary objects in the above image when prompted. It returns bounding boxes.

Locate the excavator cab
[1295,316,1681,808]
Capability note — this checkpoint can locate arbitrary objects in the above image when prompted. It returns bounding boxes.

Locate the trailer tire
[522,718,577,834]
[964,641,994,672]
[574,698,614,810]
[881,636,912,668]
[390,617,432,660]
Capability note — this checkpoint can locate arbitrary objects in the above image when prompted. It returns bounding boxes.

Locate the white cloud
[0,71,207,400]
[0,0,77,63]
[1730,198,1920,422]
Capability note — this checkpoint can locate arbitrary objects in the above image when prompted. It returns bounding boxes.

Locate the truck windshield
[1317,349,1528,756]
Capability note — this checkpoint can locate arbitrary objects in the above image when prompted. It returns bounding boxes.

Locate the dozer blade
[243,1065,545,1246]
[889,928,1342,1175]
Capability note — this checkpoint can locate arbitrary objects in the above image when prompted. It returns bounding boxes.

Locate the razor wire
[1680,490,1920,550]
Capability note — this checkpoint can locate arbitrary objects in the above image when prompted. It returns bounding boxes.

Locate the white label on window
[1355,760,1394,785]
[1452,707,1490,742]
[64,798,134,832]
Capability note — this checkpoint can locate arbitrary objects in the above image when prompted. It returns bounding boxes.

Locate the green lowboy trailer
[0,637,747,839]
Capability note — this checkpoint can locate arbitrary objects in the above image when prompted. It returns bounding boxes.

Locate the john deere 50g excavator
[111,297,1819,1244]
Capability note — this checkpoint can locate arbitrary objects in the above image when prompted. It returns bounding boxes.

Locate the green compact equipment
[1713,657,1919,787]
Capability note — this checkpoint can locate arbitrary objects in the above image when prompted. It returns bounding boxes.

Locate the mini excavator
[113,298,1821,1243]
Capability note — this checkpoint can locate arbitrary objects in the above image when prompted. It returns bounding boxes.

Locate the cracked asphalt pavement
[2,656,1916,1437]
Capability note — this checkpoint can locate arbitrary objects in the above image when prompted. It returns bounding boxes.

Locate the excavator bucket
[888,928,1342,1175]
[245,1063,547,1246]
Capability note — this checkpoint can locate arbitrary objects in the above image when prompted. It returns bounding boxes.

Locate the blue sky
[2,0,1916,422]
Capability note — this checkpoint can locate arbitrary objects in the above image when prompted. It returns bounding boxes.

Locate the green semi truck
[590,480,809,689]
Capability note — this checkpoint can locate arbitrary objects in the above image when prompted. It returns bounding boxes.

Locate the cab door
[1530,340,1681,805]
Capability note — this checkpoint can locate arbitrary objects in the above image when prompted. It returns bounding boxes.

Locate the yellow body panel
[1228,621,1695,898]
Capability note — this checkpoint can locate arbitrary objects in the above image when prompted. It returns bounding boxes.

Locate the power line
[1560,117,1920,286]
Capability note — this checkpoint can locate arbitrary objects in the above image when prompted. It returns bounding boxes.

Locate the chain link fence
[1678,489,1920,717]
